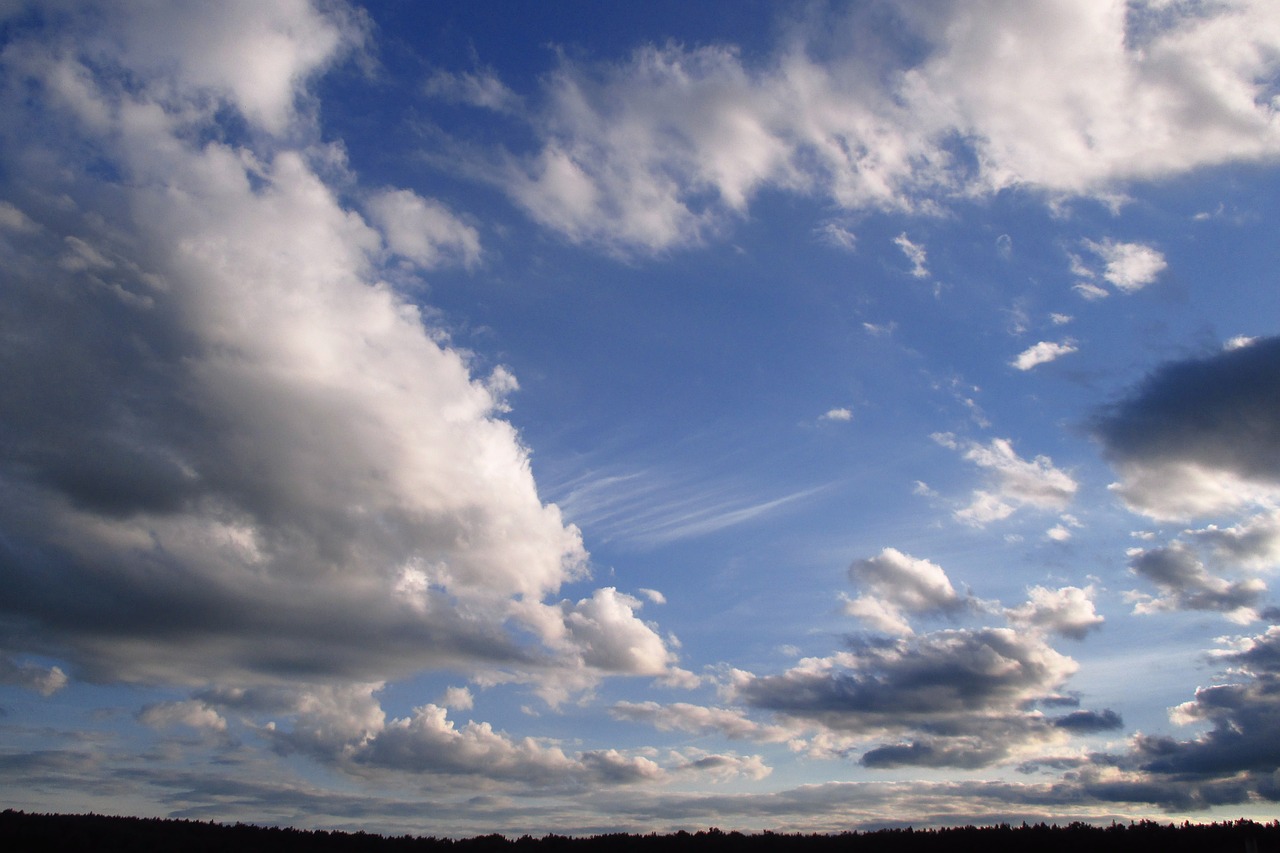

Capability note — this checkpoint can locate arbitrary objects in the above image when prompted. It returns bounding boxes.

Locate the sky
[2,0,1280,837]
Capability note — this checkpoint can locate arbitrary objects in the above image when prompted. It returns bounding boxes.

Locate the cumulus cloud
[0,0,695,705]
[365,188,481,269]
[821,407,853,422]
[1126,544,1266,623]
[1006,586,1104,640]
[451,1,1280,254]
[1094,336,1280,520]
[0,656,68,696]
[1081,239,1167,292]
[843,548,965,635]
[933,435,1077,526]
[1074,625,1280,811]
[728,627,1086,767]
[138,699,228,734]
[1011,340,1078,371]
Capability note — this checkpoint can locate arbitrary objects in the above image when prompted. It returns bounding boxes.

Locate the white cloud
[815,221,857,251]
[1072,281,1111,301]
[1084,239,1167,292]
[0,1,721,708]
[460,1,1280,253]
[1226,335,1258,350]
[442,687,475,711]
[844,548,964,636]
[894,232,930,278]
[1007,586,1104,640]
[821,407,853,422]
[365,188,481,269]
[138,699,228,733]
[1011,340,1078,371]
[939,437,1077,527]
[424,69,521,113]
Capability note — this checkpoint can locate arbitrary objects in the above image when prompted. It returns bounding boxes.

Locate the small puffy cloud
[894,232,929,278]
[138,699,228,733]
[1006,586,1104,640]
[1126,544,1265,623]
[937,436,1077,527]
[0,656,68,696]
[1083,239,1167,293]
[821,407,853,422]
[365,188,481,269]
[1011,340,1077,371]
[1050,313,1073,326]
[1226,335,1258,351]
[844,548,964,635]
[637,588,667,605]
[1094,337,1280,520]
[442,686,474,711]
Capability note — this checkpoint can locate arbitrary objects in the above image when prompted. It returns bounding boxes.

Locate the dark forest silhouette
[3,810,1278,852]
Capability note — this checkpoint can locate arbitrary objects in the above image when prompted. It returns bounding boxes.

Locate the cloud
[1074,624,1280,811]
[138,699,228,734]
[0,0,705,705]
[1126,544,1265,623]
[451,1,1280,254]
[364,188,481,269]
[609,701,794,743]
[424,69,521,113]
[1082,240,1167,293]
[1011,340,1078,371]
[821,407,853,422]
[843,548,965,636]
[1006,586,1104,640]
[1094,336,1280,520]
[815,221,857,251]
[0,656,68,696]
[933,436,1077,526]
[700,547,1129,771]
[728,626,1089,768]
[894,233,930,278]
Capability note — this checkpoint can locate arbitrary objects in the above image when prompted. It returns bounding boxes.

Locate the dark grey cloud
[1051,709,1123,733]
[1127,543,1265,621]
[1094,337,1280,518]
[727,625,1117,768]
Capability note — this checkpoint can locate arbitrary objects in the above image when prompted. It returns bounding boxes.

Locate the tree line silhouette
[2,810,1277,852]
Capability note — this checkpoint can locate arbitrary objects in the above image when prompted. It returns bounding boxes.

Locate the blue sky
[2,0,1280,836]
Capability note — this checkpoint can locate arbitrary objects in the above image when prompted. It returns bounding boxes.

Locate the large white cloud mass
[0,1,685,705]
[444,0,1280,254]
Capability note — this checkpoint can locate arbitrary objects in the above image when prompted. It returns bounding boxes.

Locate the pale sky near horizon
[2,0,1280,836]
